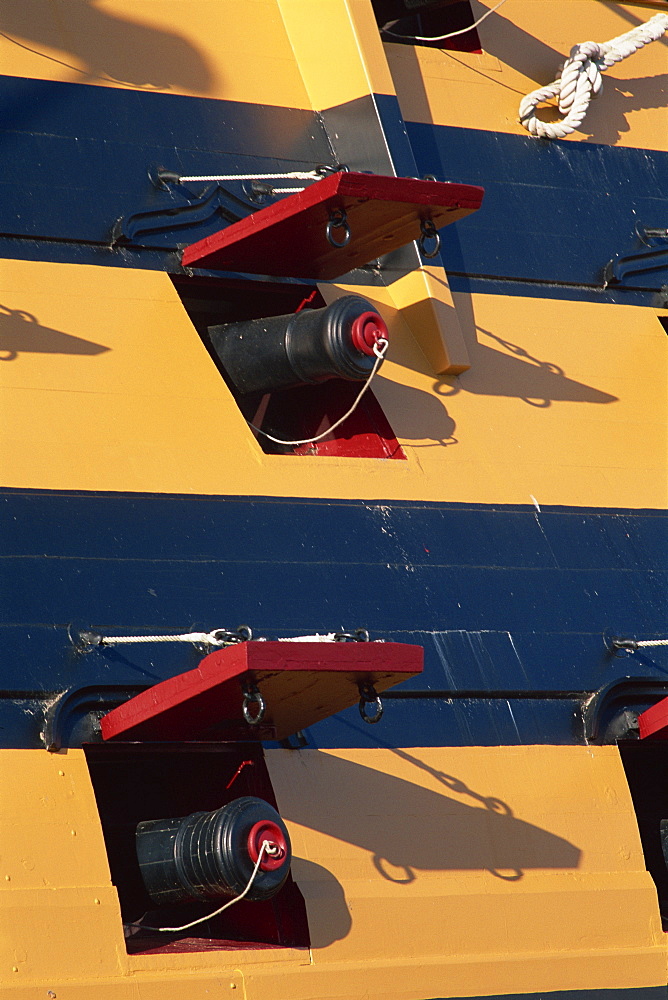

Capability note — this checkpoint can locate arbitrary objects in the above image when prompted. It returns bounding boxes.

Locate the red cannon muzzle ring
[247,820,288,871]
[350,311,389,356]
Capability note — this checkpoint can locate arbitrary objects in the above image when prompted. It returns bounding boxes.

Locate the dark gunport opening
[171,274,405,459]
[619,741,668,929]
[85,743,309,955]
[371,0,482,52]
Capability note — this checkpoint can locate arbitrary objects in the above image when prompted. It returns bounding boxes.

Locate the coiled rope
[519,13,668,140]
[248,339,388,447]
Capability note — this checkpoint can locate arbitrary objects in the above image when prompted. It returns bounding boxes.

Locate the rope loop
[519,13,668,139]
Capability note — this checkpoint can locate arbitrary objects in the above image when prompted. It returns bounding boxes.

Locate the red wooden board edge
[182,171,484,269]
[100,641,423,742]
[638,696,668,739]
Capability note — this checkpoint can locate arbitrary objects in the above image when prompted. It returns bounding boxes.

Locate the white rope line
[129,840,275,934]
[382,0,508,42]
[249,339,388,447]
[613,636,668,652]
[519,13,668,140]
[98,629,234,647]
[177,170,323,184]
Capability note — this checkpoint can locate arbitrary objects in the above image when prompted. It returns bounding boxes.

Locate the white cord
[519,13,668,139]
[382,0,507,43]
[177,170,322,184]
[248,339,388,447]
[129,840,274,935]
[98,629,237,647]
[636,639,668,648]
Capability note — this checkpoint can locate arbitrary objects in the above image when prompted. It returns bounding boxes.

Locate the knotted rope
[519,13,668,140]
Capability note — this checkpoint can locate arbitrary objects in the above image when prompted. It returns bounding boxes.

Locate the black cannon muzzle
[208,294,388,395]
[136,796,291,906]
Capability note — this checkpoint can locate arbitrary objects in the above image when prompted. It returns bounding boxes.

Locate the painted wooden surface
[1,0,667,996]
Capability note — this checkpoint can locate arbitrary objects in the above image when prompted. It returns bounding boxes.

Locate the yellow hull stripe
[1,258,666,509]
[387,0,668,152]
[1,745,666,997]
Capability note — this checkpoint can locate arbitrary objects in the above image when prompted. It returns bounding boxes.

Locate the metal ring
[418,218,441,259]
[358,682,383,724]
[610,637,639,653]
[242,686,266,725]
[334,628,370,642]
[211,629,239,644]
[211,625,253,645]
[316,163,349,176]
[326,209,351,248]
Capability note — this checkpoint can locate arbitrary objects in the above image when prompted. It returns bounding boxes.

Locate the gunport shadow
[271,750,581,884]
[0,0,212,91]
[0,304,110,361]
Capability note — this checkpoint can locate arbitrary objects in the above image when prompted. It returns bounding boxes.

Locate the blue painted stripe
[1,78,665,306]
[1,490,666,749]
[401,118,668,293]
[0,74,330,254]
[446,274,668,309]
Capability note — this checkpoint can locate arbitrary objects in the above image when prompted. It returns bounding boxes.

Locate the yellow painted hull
[1,1,667,997]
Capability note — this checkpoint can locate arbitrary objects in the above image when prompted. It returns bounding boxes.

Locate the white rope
[249,339,388,447]
[277,633,337,642]
[613,636,668,652]
[519,13,668,140]
[382,0,508,43]
[129,840,275,934]
[177,170,323,184]
[99,629,234,647]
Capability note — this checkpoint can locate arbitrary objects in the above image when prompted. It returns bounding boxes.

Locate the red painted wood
[100,641,423,742]
[639,697,668,739]
[181,172,484,279]
[250,382,407,459]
